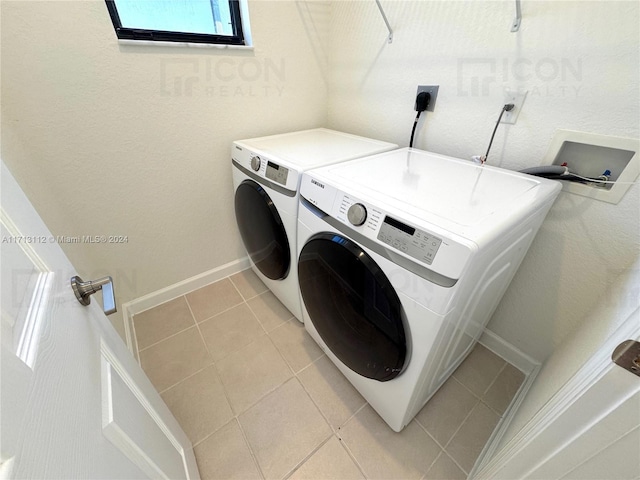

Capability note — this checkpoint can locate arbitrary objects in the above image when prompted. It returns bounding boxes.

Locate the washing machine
[297,147,561,431]
[232,129,397,322]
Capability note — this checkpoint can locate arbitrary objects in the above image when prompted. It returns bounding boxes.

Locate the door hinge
[612,340,640,378]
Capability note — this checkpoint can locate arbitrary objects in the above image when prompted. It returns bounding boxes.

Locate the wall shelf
[511,0,522,32]
[375,0,393,43]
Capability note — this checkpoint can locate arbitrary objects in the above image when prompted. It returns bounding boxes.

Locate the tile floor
[134,269,526,480]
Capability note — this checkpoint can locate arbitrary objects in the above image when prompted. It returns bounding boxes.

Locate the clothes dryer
[232,129,396,321]
[297,147,561,431]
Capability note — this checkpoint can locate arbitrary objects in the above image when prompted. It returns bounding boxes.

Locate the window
[105,0,247,46]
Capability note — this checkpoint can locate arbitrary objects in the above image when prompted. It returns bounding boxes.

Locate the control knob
[347,203,367,226]
[250,156,261,171]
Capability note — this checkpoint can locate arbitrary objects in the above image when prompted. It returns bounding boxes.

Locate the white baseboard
[122,257,251,359]
[479,329,541,374]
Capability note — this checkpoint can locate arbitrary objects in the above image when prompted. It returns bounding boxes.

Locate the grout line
[333,425,369,479]
[281,432,335,480]
[184,294,214,358]
[482,361,508,396]
[414,416,447,450]
[451,375,484,403]
[409,420,442,476]
[137,321,198,354]
[413,414,468,477]
[187,297,246,325]
[226,274,249,300]
[243,294,292,335]
[209,361,237,421]
[442,396,481,451]
[440,398,495,477]
[294,361,338,432]
[446,448,472,477]
[296,351,328,376]
[136,295,196,353]
[221,357,294,418]
[234,417,267,480]
[156,362,215,396]
[244,299,271,336]
[421,450,444,480]
[439,449,468,479]
[478,361,510,417]
[227,272,269,302]
[137,290,253,354]
[268,318,322,378]
[336,402,369,436]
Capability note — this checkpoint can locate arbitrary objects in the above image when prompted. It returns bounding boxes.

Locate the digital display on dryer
[266,161,289,186]
[383,216,416,236]
[378,216,442,265]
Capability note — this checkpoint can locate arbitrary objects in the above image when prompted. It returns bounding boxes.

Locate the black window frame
[105,0,246,46]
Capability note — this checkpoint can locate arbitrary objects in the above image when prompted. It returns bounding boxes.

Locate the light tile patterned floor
[134,269,525,480]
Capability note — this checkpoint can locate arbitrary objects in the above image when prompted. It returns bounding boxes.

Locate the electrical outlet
[416,85,439,112]
[501,90,528,124]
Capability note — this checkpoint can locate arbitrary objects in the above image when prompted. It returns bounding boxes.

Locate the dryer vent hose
[519,165,568,179]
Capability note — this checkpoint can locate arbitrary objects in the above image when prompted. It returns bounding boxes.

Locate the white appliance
[297,147,561,431]
[232,129,397,322]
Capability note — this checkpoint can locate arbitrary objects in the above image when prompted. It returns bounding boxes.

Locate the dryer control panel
[265,161,289,186]
[378,216,442,265]
[337,195,442,265]
[301,173,474,281]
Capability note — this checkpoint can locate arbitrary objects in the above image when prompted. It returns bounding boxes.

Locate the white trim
[122,257,251,356]
[479,328,541,374]
[117,39,254,50]
[238,0,253,47]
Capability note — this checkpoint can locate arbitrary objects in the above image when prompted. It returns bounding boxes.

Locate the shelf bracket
[511,0,522,32]
[375,0,393,43]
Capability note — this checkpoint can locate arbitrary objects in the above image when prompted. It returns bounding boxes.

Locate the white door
[0,161,199,479]
[474,262,640,480]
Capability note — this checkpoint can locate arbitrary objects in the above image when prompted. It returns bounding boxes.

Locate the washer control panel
[232,143,298,192]
[265,160,289,186]
[377,216,442,265]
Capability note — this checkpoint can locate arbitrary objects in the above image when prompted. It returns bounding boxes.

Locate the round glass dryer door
[234,179,290,280]
[298,233,407,381]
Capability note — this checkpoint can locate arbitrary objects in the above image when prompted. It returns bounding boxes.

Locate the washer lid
[319,148,560,228]
[234,128,397,170]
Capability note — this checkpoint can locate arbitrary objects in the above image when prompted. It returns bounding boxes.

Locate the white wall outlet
[501,90,528,124]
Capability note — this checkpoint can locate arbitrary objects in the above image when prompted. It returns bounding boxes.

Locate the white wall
[326,0,639,361]
[1,0,329,338]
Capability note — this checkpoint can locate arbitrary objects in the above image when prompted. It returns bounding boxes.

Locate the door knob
[70,276,117,315]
